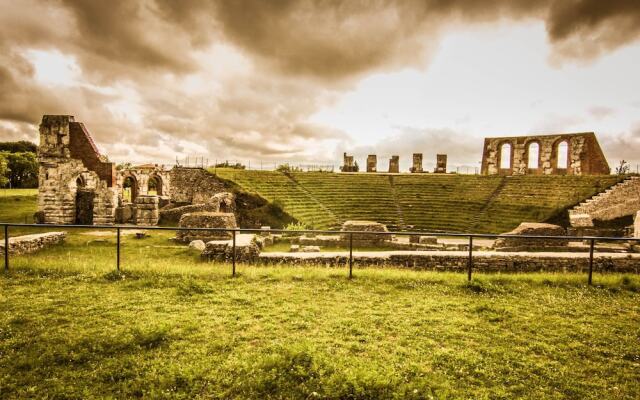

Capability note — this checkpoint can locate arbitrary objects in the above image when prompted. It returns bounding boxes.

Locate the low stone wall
[258,251,640,273]
[0,232,66,255]
[201,234,259,262]
[177,212,236,243]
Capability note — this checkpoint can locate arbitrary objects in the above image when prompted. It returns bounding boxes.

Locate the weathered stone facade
[435,154,447,173]
[0,232,66,255]
[388,155,399,173]
[410,153,423,173]
[480,132,610,176]
[635,212,640,238]
[37,115,118,224]
[341,152,358,172]
[366,155,377,172]
[38,115,230,227]
[569,177,640,227]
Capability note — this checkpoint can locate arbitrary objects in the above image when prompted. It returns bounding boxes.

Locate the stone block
[494,222,568,251]
[189,240,206,251]
[301,245,321,252]
[340,220,390,245]
[176,212,237,243]
[419,236,438,245]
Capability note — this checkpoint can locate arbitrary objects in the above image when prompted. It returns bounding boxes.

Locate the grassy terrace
[213,169,621,232]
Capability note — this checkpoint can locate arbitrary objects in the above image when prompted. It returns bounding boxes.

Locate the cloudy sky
[1,0,639,171]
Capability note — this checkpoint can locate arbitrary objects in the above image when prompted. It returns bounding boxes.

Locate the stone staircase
[467,176,508,232]
[568,176,640,227]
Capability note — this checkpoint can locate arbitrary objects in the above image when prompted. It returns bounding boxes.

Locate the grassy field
[1,189,639,398]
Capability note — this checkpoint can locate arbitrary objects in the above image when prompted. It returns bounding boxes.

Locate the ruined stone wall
[480,132,610,176]
[366,155,377,172]
[115,166,171,203]
[410,153,423,173]
[388,155,399,173]
[435,154,447,173]
[569,177,640,227]
[169,167,226,204]
[341,152,358,172]
[0,232,66,255]
[37,115,117,225]
[258,252,640,273]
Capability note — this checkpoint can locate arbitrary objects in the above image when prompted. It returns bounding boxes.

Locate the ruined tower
[410,153,423,173]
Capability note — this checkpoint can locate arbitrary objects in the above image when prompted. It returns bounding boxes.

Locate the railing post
[588,238,595,285]
[4,224,8,271]
[232,229,236,277]
[349,232,353,279]
[116,227,121,272]
[467,235,473,281]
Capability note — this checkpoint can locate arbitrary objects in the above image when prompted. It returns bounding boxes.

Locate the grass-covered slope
[214,169,621,232]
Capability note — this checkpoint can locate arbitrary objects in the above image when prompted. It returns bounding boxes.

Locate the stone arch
[525,140,541,170]
[497,141,513,173]
[147,174,163,196]
[122,174,139,203]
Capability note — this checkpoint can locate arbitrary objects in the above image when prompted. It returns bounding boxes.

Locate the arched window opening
[527,142,540,169]
[76,176,86,188]
[500,143,512,169]
[148,176,162,196]
[557,141,569,169]
[123,176,137,203]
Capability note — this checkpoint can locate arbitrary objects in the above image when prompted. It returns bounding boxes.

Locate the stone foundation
[201,234,259,262]
[177,212,237,243]
[0,232,66,255]
[340,220,391,245]
[494,223,568,251]
[134,195,159,226]
[160,203,219,225]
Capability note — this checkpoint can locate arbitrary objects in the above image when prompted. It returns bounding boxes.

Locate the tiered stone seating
[215,169,621,233]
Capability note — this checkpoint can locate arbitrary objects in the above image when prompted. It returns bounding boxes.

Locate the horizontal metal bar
[1,222,638,242]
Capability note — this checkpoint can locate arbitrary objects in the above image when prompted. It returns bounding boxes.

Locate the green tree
[2,151,38,188]
[0,140,37,153]
[0,153,9,187]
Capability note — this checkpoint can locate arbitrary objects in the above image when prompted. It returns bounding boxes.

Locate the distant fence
[2,223,640,284]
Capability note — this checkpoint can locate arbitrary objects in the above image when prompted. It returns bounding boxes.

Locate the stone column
[366,155,377,172]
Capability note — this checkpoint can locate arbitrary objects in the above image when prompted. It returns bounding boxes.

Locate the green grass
[1,188,639,398]
[1,256,639,399]
[213,169,621,233]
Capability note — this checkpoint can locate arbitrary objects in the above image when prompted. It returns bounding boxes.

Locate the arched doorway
[75,175,94,225]
[123,175,138,203]
[498,142,512,172]
[148,175,162,196]
[527,142,540,169]
[556,141,569,169]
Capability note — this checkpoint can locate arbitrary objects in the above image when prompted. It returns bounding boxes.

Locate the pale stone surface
[177,212,237,243]
[634,211,640,238]
[0,232,66,255]
[134,195,159,226]
[189,240,206,251]
[290,244,300,253]
[494,223,568,251]
[340,220,390,245]
[569,177,640,227]
[419,236,438,245]
[160,203,219,225]
[301,245,320,252]
[201,234,259,262]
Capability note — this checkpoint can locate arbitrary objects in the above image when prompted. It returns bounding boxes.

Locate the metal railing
[1,222,639,285]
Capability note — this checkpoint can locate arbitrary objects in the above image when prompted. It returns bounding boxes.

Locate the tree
[2,151,38,188]
[0,153,9,187]
[0,141,37,153]
[615,159,630,175]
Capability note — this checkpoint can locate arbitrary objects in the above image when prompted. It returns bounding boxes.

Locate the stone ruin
[36,115,232,227]
[340,220,391,246]
[366,155,377,172]
[435,154,447,173]
[410,153,423,173]
[0,232,66,255]
[388,155,399,173]
[341,152,358,172]
[494,223,568,252]
[176,212,237,243]
[481,132,609,176]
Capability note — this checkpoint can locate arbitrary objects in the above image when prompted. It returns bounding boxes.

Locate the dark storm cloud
[0,0,639,162]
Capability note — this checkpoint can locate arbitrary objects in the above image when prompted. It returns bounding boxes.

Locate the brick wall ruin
[480,132,610,176]
[341,152,358,172]
[366,155,377,172]
[435,154,447,173]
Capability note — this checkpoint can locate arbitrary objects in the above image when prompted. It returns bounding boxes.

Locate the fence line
[2,222,639,284]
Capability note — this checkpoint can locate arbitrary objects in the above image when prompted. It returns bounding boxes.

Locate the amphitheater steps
[568,176,640,223]
[283,173,341,229]
[467,176,508,232]
[387,176,406,230]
